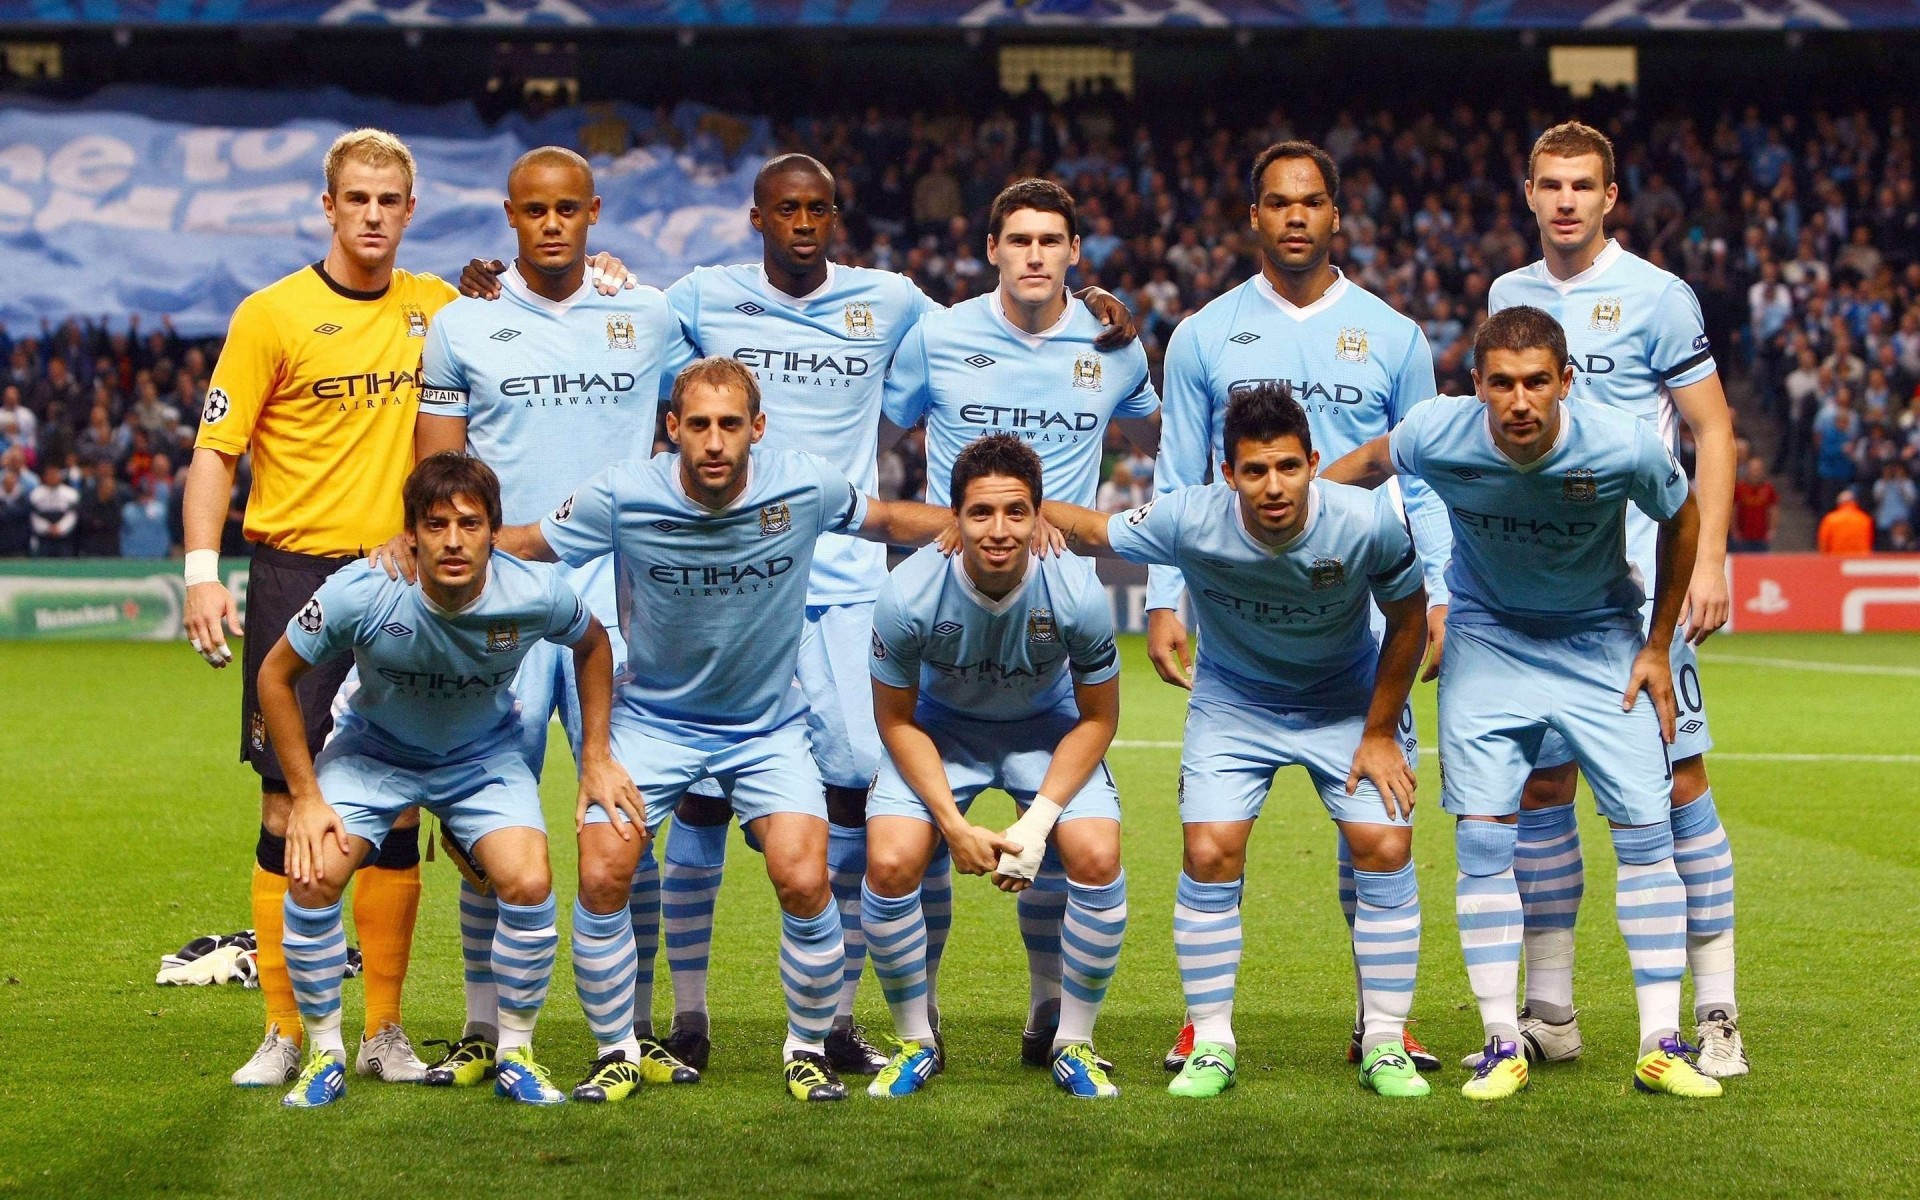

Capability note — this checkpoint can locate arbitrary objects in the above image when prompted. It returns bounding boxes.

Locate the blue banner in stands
[0,0,1908,30]
[0,87,768,335]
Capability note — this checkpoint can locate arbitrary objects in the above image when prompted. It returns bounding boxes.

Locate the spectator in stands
[1731,456,1779,553]
[1096,461,1146,514]
[77,463,123,557]
[1872,460,1917,550]
[0,450,31,556]
[1,384,35,451]
[1887,520,1917,553]
[1817,488,1875,555]
[1814,387,1863,512]
[120,475,171,559]
[27,462,79,557]
[28,355,81,420]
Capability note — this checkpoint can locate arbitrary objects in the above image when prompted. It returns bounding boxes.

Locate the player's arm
[1074,285,1138,350]
[256,636,350,885]
[1629,491,1701,743]
[567,615,646,842]
[1038,499,1120,556]
[458,252,637,298]
[1319,433,1398,489]
[1670,374,1736,643]
[495,521,561,563]
[851,497,956,548]
[872,678,1017,876]
[991,671,1119,895]
[1345,587,1426,820]
[1145,320,1210,687]
[182,446,243,666]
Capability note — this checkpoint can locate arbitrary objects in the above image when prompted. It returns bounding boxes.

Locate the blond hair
[670,356,761,417]
[324,128,416,197]
[1528,121,1616,189]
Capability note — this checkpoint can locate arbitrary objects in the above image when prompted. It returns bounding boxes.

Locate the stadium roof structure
[0,0,1912,32]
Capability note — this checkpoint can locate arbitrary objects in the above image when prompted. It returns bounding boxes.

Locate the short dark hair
[988,178,1077,240]
[1472,305,1569,374]
[1249,140,1340,206]
[670,356,761,417]
[404,452,503,530]
[949,432,1043,511]
[753,153,834,205]
[1223,382,1312,466]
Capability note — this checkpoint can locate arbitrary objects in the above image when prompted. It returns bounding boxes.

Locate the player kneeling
[1044,383,1431,1100]
[863,434,1127,1100]
[260,453,632,1108]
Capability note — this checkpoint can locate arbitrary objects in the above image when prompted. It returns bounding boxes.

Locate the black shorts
[240,544,358,789]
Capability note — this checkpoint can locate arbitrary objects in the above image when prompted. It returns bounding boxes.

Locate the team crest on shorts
[486,620,520,653]
[1562,468,1598,502]
[1071,351,1102,390]
[248,711,267,753]
[844,302,877,339]
[1308,557,1346,590]
[1590,298,1623,332]
[606,313,637,350]
[759,501,792,537]
[1334,328,1370,363]
[1027,607,1058,643]
[402,304,428,338]
[296,596,324,634]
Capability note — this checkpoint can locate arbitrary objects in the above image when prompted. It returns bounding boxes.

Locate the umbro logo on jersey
[933,621,964,636]
[964,354,996,369]
[380,621,414,638]
[652,520,680,533]
[313,323,342,336]
[735,302,766,316]
[491,329,521,342]
[1229,331,1260,345]
[1451,468,1483,480]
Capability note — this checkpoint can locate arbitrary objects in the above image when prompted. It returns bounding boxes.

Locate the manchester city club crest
[403,304,428,338]
[1308,557,1346,590]
[248,711,267,753]
[1027,607,1058,643]
[486,620,520,654]
[1563,467,1598,502]
[759,501,792,537]
[606,313,637,350]
[1071,351,1102,390]
[844,301,876,339]
[1590,297,1623,332]
[1335,328,1369,363]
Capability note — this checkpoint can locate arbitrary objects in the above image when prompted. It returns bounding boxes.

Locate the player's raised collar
[1232,479,1321,556]
[1252,269,1350,323]
[988,287,1078,349]
[756,261,838,309]
[502,263,592,315]
[950,547,1035,616]
[1538,238,1625,293]
[1481,400,1573,473]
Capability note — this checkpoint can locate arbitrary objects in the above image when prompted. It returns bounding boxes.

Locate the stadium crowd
[5,87,1919,555]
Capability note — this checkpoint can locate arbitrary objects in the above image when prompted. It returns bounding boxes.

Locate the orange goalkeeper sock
[250,863,302,1044]
[354,831,422,1039]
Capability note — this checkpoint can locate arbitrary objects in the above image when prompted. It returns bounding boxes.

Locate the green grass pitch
[2,633,1917,1198]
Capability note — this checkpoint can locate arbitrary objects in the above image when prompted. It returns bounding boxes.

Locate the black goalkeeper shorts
[239,544,358,789]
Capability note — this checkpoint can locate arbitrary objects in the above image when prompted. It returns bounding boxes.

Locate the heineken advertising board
[0,560,250,641]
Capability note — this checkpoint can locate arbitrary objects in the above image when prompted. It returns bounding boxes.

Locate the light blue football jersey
[422,266,692,635]
[539,446,867,742]
[870,546,1120,724]
[1147,270,1451,611]
[1388,395,1690,635]
[883,291,1159,507]
[1488,241,1717,445]
[667,262,939,606]
[285,554,591,764]
[1107,480,1423,711]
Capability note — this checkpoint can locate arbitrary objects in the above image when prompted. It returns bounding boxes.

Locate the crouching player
[1044,383,1430,1100]
[863,433,1127,1101]
[1322,305,1720,1101]
[260,453,632,1108]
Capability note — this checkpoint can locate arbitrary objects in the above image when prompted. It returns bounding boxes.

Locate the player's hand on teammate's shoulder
[184,580,240,668]
[1347,733,1417,821]
[366,534,417,583]
[1030,513,1067,557]
[576,753,648,845]
[458,258,507,300]
[1074,286,1138,351]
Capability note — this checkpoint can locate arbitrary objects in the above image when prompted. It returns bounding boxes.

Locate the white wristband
[996,794,1065,881]
[184,549,221,587]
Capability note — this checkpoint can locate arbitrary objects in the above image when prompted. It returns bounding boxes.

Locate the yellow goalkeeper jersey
[196,263,457,556]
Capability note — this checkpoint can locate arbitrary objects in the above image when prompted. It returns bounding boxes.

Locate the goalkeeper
[860,434,1126,1102]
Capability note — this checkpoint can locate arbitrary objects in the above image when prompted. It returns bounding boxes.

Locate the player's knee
[1181,834,1243,883]
[1670,756,1710,806]
[1343,823,1412,873]
[1520,768,1577,810]
[493,864,553,908]
[576,850,634,913]
[1062,836,1121,887]
[864,840,927,897]
[769,858,831,915]
[1454,817,1519,877]
[287,874,344,910]
[824,784,869,829]
[676,793,732,828]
